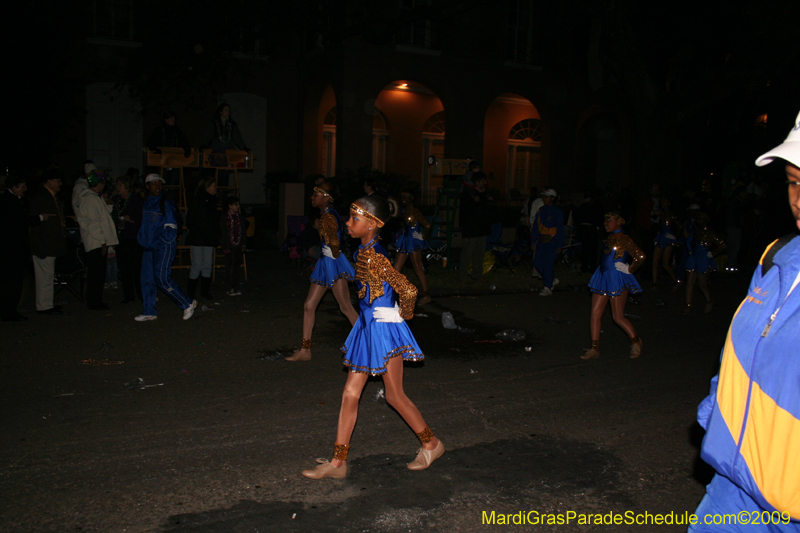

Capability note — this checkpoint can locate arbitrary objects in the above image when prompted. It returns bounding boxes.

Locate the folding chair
[423,216,448,263]
[54,228,87,301]
[490,223,535,274]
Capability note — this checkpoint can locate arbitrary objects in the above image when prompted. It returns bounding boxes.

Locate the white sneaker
[134,314,157,322]
[183,300,198,320]
[227,289,242,296]
[539,287,553,296]
[553,278,560,286]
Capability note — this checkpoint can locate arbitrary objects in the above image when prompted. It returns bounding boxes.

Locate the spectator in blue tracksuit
[134,173,197,322]
[530,189,564,296]
[689,111,800,532]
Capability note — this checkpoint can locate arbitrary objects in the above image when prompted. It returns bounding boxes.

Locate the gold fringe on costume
[356,245,417,319]
[606,233,646,273]
[319,210,341,257]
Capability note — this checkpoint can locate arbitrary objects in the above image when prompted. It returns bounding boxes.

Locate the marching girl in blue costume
[651,197,679,290]
[286,182,359,361]
[583,211,645,360]
[301,195,445,480]
[684,212,725,315]
[393,189,432,305]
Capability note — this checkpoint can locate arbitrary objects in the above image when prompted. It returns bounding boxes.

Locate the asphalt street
[0,250,747,532]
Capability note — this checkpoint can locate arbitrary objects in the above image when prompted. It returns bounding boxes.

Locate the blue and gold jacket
[697,235,800,519]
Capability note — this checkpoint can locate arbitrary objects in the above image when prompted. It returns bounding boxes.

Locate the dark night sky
[7,0,799,183]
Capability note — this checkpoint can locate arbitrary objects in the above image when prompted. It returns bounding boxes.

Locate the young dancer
[393,189,432,305]
[583,211,645,360]
[651,197,679,289]
[684,212,725,315]
[286,182,358,361]
[301,195,444,479]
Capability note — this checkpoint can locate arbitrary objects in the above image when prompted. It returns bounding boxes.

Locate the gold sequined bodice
[604,232,646,273]
[356,245,417,319]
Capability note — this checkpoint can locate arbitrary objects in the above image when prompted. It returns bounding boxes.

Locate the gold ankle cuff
[301,338,312,349]
[416,425,434,444]
[629,336,640,344]
[591,340,600,350]
[333,442,350,461]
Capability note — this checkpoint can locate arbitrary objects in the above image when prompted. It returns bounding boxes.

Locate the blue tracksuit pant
[689,474,800,532]
[534,241,558,289]
[141,241,193,316]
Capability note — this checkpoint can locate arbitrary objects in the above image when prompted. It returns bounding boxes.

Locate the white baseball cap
[145,173,164,183]
[755,110,800,168]
[542,189,557,197]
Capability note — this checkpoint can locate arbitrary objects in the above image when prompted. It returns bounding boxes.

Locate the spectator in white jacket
[75,170,119,310]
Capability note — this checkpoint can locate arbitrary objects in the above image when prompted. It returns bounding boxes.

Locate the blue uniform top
[697,236,800,518]
[531,204,564,248]
[137,194,179,251]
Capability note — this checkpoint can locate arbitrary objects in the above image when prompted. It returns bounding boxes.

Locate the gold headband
[314,186,334,202]
[350,203,385,228]
[604,212,625,224]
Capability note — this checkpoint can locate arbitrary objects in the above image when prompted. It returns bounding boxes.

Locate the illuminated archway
[483,94,541,204]
[375,80,444,200]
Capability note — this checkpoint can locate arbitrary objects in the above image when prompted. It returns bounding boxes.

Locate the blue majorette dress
[309,207,355,287]
[685,228,725,275]
[341,239,424,376]
[588,229,645,297]
[394,206,430,254]
[653,214,679,248]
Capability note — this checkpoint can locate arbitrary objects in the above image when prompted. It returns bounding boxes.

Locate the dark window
[91,0,134,41]
[397,0,439,50]
[505,0,536,64]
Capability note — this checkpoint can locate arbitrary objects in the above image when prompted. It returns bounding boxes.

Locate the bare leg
[582,293,609,359]
[331,278,359,326]
[662,246,677,283]
[698,272,713,312]
[382,356,439,451]
[286,283,328,361]
[652,247,663,287]
[394,253,409,272]
[409,251,430,303]
[329,371,369,467]
[685,271,698,315]
[610,291,636,338]
[612,292,642,358]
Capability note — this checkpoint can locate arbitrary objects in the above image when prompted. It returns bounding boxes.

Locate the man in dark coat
[0,174,51,321]
[29,169,68,315]
[459,172,492,282]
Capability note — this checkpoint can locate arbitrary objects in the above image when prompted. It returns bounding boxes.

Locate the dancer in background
[393,188,432,305]
[286,182,358,361]
[651,197,679,290]
[684,212,726,315]
[583,210,645,360]
[301,195,444,480]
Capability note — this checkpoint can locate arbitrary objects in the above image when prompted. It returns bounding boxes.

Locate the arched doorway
[320,105,390,176]
[374,80,444,197]
[483,94,541,205]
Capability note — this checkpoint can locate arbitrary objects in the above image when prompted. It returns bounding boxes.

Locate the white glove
[321,245,334,259]
[707,251,714,259]
[665,233,676,240]
[615,262,631,274]
[412,231,424,241]
[373,303,403,323]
